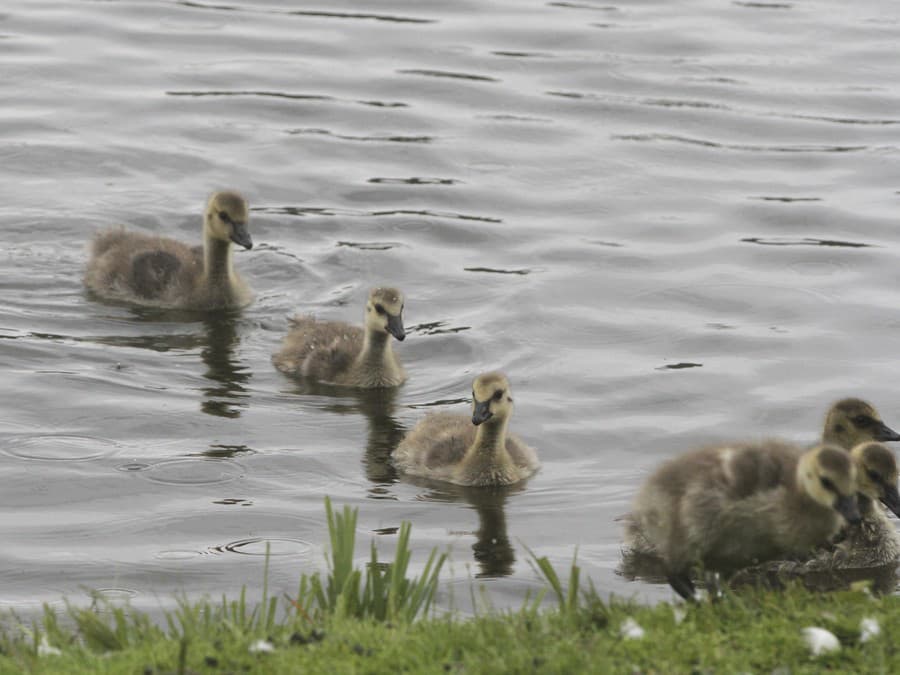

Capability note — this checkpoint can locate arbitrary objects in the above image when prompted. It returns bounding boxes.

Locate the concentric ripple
[125,458,245,486]
[209,537,313,557]
[2,434,120,462]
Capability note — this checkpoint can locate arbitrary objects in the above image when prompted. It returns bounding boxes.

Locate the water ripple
[176,1,435,23]
[126,458,245,486]
[463,267,532,275]
[254,205,500,223]
[613,133,867,153]
[398,69,499,83]
[167,90,334,102]
[3,434,120,462]
[285,128,432,143]
[336,241,401,251]
[741,237,873,248]
[167,90,409,109]
[367,177,461,185]
[208,537,313,557]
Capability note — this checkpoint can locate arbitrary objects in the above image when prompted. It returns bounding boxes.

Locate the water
[3,0,900,614]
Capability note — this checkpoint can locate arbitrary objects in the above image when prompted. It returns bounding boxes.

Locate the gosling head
[850,441,900,517]
[204,190,252,250]
[364,287,405,341]
[471,372,513,426]
[822,398,900,449]
[798,445,861,526]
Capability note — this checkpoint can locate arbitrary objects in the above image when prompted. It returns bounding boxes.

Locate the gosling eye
[853,414,874,429]
[867,469,881,484]
[218,210,233,225]
[374,303,386,315]
[820,476,836,493]
[492,389,503,401]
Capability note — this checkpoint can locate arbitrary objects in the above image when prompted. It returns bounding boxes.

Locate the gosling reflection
[196,443,256,459]
[414,481,523,578]
[283,381,405,493]
[200,312,251,418]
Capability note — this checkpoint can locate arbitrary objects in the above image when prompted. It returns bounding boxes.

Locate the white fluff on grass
[38,637,62,657]
[620,617,645,640]
[802,627,840,656]
[248,639,275,654]
[860,617,881,643]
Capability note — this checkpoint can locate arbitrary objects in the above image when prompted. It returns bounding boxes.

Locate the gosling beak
[386,313,405,341]
[873,421,900,443]
[229,221,253,250]
[834,493,861,526]
[880,483,900,518]
[472,399,493,426]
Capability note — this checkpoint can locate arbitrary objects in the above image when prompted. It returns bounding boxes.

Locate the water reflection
[619,544,900,595]
[199,312,250,418]
[195,443,256,459]
[84,308,251,417]
[414,481,524,578]
[283,381,405,493]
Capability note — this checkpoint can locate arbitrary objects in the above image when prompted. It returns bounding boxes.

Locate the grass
[2,500,900,673]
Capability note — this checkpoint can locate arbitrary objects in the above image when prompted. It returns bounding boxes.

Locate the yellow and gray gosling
[623,398,899,561]
[84,190,253,310]
[273,287,407,388]
[392,372,539,486]
[822,398,900,448]
[833,441,900,566]
[732,441,900,577]
[628,442,860,600]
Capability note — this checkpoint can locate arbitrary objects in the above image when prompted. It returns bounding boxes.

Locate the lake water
[3,0,900,616]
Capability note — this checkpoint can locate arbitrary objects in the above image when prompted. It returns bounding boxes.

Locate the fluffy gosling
[822,398,900,448]
[628,442,861,600]
[392,372,539,486]
[273,287,407,388]
[84,191,253,310]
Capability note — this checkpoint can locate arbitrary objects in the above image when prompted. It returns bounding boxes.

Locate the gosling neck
[357,325,393,371]
[472,413,511,455]
[203,229,234,283]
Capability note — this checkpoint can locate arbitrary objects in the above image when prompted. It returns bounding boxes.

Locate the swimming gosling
[273,287,407,388]
[628,442,861,600]
[392,372,539,486]
[822,398,900,448]
[733,441,900,577]
[852,441,900,518]
[84,191,253,310]
[835,441,900,566]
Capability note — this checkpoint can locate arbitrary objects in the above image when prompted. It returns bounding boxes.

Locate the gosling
[731,441,900,579]
[822,398,900,448]
[84,191,253,310]
[623,397,899,560]
[628,443,861,600]
[392,372,539,486]
[273,287,407,388]
[828,441,900,567]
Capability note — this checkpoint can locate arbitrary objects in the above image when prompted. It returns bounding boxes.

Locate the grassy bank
[4,501,900,674]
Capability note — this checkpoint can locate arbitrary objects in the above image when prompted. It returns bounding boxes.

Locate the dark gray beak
[834,493,861,526]
[386,313,405,341]
[873,421,900,442]
[880,483,900,518]
[472,399,492,426]
[229,221,253,250]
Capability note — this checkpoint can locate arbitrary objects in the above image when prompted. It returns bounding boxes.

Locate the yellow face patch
[473,372,509,402]
[369,287,404,315]
[209,191,249,224]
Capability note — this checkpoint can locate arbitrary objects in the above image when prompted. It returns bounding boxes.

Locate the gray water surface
[3,0,900,614]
